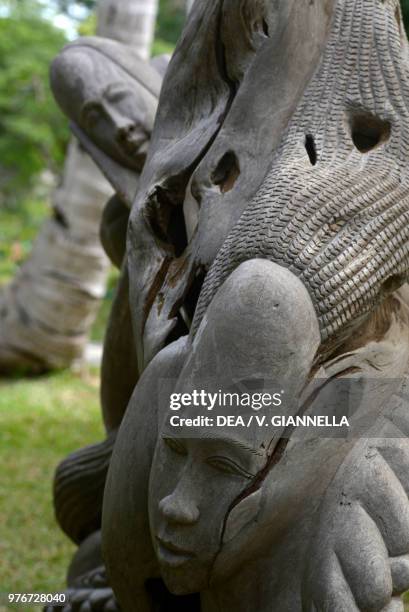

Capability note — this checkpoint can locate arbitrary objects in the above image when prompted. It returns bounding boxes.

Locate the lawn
[0,197,112,610]
[0,367,103,611]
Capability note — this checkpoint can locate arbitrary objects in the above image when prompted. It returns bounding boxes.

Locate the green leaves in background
[156,0,185,46]
[0,5,69,206]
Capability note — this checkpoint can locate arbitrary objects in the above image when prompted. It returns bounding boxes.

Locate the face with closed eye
[148,432,267,594]
[52,48,151,170]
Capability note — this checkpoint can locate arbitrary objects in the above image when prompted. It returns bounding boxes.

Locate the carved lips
[155,536,196,568]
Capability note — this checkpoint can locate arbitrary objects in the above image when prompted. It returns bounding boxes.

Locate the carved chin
[159,561,210,596]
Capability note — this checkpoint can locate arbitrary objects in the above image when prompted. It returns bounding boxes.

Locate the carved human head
[148,423,269,595]
[50,39,159,170]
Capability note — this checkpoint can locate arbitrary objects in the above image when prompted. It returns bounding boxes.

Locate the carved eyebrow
[212,437,265,456]
[164,434,264,456]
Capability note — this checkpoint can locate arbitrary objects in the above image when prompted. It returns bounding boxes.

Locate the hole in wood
[262,19,269,37]
[148,186,188,257]
[212,151,240,193]
[350,111,391,153]
[53,206,69,229]
[305,134,317,166]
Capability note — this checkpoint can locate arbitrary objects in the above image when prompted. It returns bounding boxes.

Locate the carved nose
[158,494,200,525]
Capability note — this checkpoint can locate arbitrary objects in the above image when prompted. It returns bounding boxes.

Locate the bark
[0,142,112,372]
[0,0,159,373]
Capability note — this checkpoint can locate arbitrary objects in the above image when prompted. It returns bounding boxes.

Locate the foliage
[0,367,102,608]
[152,37,175,57]
[77,11,96,36]
[0,4,69,205]
[0,197,49,285]
[56,0,95,15]
[156,0,185,46]
[56,0,185,45]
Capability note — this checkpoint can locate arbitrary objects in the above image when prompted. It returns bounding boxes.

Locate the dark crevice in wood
[164,311,189,346]
[215,0,238,98]
[211,151,240,193]
[183,269,207,321]
[53,206,69,229]
[146,185,188,258]
[349,110,391,153]
[142,257,172,324]
[305,134,317,165]
[262,19,269,37]
[219,434,290,549]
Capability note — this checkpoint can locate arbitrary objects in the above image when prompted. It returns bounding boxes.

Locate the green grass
[0,368,103,611]
[0,198,112,610]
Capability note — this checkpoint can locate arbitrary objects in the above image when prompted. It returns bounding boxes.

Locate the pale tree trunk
[97,0,159,60]
[0,0,158,373]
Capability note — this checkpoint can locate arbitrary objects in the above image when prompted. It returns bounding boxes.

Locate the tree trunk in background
[186,0,194,14]
[0,0,159,373]
[0,142,112,372]
[97,0,159,60]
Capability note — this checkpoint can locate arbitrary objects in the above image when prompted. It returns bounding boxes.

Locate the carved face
[80,76,149,170]
[52,48,151,170]
[148,432,266,594]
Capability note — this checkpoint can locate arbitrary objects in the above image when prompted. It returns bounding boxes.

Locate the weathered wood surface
[105,0,409,610]
[46,0,409,610]
[128,0,336,367]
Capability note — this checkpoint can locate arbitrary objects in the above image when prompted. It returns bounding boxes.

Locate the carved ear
[223,489,262,544]
[71,122,139,208]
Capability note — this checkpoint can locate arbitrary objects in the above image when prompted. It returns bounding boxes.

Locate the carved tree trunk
[45,1,409,610]
[0,0,158,373]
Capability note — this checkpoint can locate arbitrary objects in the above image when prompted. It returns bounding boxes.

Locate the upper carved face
[148,432,266,594]
[51,47,151,170]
